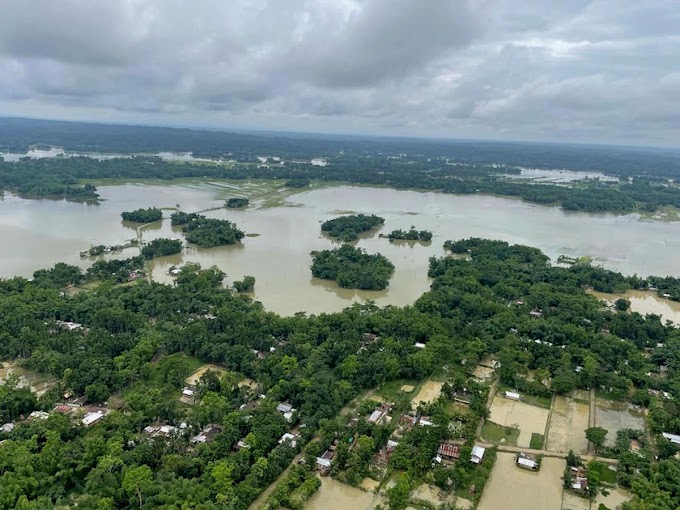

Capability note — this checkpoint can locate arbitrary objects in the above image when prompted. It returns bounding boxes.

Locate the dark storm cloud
[0,0,678,145]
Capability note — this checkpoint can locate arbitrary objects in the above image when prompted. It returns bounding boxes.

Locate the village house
[413,342,427,349]
[278,432,299,448]
[516,453,539,471]
[28,411,50,421]
[190,424,222,444]
[504,390,520,401]
[662,432,680,445]
[234,439,249,451]
[180,387,196,405]
[0,422,15,434]
[437,442,461,462]
[316,450,334,475]
[471,445,486,464]
[276,402,296,422]
[452,389,473,405]
[367,402,392,425]
[82,410,106,427]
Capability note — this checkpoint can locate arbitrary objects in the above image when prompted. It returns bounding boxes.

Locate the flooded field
[412,380,443,406]
[2,182,680,315]
[561,491,590,510]
[184,364,229,386]
[590,289,680,324]
[472,364,496,382]
[547,396,590,454]
[478,453,565,510]
[595,399,645,447]
[305,476,383,510]
[488,396,550,448]
[594,487,631,509]
[0,361,57,396]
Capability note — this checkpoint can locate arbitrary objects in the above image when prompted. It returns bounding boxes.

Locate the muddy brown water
[589,289,680,325]
[2,182,680,315]
[488,396,549,448]
[304,476,383,510]
[546,396,590,454]
[477,452,565,510]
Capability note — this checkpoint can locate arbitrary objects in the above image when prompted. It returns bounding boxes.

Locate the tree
[615,298,631,311]
[123,465,153,508]
[233,276,256,293]
[586,427,608,451]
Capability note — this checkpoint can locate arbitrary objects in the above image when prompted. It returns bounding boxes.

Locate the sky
[0,0,678,146]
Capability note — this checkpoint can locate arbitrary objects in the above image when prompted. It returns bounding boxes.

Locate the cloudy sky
[0,0,678,146]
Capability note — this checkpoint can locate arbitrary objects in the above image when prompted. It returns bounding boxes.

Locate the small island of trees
[180,214,245,247]
[140,238,183,259]
[226,197,249,208]
[170,211,201,226]
[384,226,432,242]
[121,207,163,223]
[311,244,395,290]
[320,214,385,242]
[284,178,310,188]
[233,275,256,292]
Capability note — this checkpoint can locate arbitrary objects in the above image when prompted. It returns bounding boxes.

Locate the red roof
[437,443,461,459]
[53,405,71,413]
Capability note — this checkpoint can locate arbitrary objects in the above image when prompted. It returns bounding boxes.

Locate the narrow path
[476,376,499,438]
[588,388,596,454]
[475,441,618,465]
[542,394,557,451]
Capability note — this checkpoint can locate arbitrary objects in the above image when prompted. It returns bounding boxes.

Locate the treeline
[140,238,183,259]
[321,214,385,242]
[311,245,395,290]
[3,154,680,214]
[121,207,163,223]
[226,198,249,208]
[386,227,432,242]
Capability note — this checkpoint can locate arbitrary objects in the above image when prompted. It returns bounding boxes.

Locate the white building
[82,410,106,427]
[471,445,486,464]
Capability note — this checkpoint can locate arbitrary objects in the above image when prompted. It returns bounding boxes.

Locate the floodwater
[590,289,680,325]
[508,168,619,183]
[488,396,549,448]
[2,182,680,315]
[184,364,228,386]
[546,396,590,454]
[0,361,57,396]
[477,453,565,510]
[412,380,443,406]
[595,399,645,447]
[305,476,383,510]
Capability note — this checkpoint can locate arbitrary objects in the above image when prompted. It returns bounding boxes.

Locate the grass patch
[573,398,590,406]
[530,433,545,450]
[600,466,618,484]
[147,353,204,387]
[595,390,621,402]
[521,394,552,409]
[480,421,519,446]
[377,378,420,402]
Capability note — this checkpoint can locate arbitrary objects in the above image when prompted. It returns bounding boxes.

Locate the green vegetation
[530,432,545,450]
[170,211,201,226]
[3,236,680,508]
[481,421,520,445]
[226,197,249,208]
[320,214,385,242]
[233,276,256,293]
[260,465,320,510]
[140,238,183,260]
[386,226,433,242]
[310,244,395,290]
[180,215,245,247]
[586,427,609,452]
[284,178,310,188]
[121,207,163,223]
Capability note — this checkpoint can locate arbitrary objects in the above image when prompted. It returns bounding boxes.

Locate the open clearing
[595,399,645,447]
[595,487,631,509]
[488,396,549,448]
[478,453,565,510]
[0,361,57,396]
[412,483,446,506]
[412,379,443,405]
[561,491,590,510]
[305,476,383,510]
[360,478,380,492]
[400,384,415,392]
[472,365,495,382]
[546,395,590,453]
[184,363,229,386]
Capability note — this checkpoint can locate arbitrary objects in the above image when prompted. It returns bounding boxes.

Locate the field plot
[488,396,549,448]
[412,380,443,405]
[0,361,57,396]
[185,363,229,386]
[546,395,590,453]
[305,476,383,510]
[478,453,565,510]
[561,491,590,510]
[595,399,645,447]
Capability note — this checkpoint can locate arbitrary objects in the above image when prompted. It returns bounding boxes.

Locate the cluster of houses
[54,320,88,333]
[569,465,589,493]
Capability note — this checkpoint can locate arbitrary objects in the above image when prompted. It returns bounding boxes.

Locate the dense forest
[320,214,385,242]
[0,239,679,508]
[180,215,245,248]
[140,239,183,260]
[310,245,395,290]
[226,198,249,208]
[121,208,163,223]
[385,227,433,242]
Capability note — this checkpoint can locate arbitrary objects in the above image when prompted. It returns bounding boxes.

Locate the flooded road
[305,476,382,510]
[2,182,680,315]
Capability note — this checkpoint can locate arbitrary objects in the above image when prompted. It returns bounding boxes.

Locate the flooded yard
[561,491,590,510]
[305,476,383,510]
[547,396,590,454]
[595,399,645,447]
[472,365,496,382]
[589,289,680,325]
[0,361,57,396]
[488,396,550,448]
[184,363,229,386]
[412,380,443,406]
[478,453,565,510]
